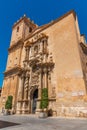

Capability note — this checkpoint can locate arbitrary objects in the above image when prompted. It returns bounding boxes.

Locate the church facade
[1,10,87,117]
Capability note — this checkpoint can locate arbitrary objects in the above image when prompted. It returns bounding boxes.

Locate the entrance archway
[31,89,38,114]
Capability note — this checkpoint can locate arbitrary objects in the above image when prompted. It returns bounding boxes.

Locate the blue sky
[0,0,87,87]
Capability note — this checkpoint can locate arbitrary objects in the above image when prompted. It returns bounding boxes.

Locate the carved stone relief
[30,69,39,86]
[17,33,55,114]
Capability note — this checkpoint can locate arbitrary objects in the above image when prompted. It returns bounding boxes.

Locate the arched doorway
[31,89,38,114]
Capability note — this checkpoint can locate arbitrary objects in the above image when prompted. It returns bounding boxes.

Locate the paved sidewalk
[0,115,87,130]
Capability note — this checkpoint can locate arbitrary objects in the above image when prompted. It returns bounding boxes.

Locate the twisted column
[24,71,30,100]
[25,47,29,60]
[44,67,48,88]
[38,68,42,99]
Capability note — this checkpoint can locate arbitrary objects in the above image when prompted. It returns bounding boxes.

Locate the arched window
[29,27,32,33]
[17,26,19,32]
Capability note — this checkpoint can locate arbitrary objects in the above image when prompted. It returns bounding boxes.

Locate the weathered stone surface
[1,10,87,118]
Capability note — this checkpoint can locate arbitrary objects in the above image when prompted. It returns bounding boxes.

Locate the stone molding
[4,66,23,77]
[25,33,48,47]
[25,10,76,41]
[8,39,24,53]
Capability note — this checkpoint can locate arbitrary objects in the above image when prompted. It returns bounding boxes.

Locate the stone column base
[22,110,30,114]
[35,109,42,116]
[16,110,22,114]
[52,110,57,116]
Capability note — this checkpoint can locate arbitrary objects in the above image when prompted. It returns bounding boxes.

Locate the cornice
[8,39,24,52]
[25,10,76,41]
[24,33,48,47]
[80,42,87,55]
[12,15,37,29]
[80,42,87,48]
[4,66,23,77]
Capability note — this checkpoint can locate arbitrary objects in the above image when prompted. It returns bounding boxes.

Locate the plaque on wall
[78,91,84,96]
[57,93,64,98]
[72,92,78,97]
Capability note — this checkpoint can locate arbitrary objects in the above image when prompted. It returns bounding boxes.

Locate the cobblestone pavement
[0,115,87,130]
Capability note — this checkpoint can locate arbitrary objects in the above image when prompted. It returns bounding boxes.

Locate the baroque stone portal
[17,33,55,114]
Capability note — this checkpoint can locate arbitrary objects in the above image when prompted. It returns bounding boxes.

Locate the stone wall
[1,75,19,112]
[26,11,87,117]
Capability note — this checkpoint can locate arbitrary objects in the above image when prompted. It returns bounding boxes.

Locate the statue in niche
[34,45,38,55]
[30,72,39,85]
[30,65,39,86]
[38,54,43,63]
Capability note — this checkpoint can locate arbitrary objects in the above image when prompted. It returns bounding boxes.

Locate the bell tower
[6,15,37,71]
[10,14,37,46]
[1,15,37,112]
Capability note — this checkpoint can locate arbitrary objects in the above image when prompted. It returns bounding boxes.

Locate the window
[17,26,19,32]
[14,57,17,66]
[29,27,32,33]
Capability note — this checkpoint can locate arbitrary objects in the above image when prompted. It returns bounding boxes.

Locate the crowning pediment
[25,33,48,47]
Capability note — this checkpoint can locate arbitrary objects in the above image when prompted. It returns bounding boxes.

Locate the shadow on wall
[48,109,53,116]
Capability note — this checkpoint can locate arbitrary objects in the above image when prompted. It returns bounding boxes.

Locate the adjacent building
[0,88,1,97]
[1,10,87,117]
